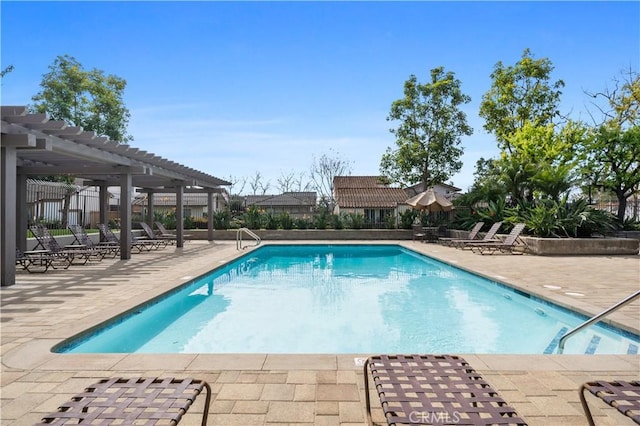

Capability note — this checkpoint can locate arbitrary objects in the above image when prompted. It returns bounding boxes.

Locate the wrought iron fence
[27,179,102,232]
[594,199,640,222]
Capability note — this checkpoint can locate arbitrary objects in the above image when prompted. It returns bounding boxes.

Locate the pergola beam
[17,165,151,175]
[1,106,232,286]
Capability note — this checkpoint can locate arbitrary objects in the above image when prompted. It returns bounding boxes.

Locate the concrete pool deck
[1,240,638,425]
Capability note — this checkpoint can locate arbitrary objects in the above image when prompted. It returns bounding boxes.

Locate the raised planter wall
[523,236,639,256]
[194,229,413,240]
[37,229,638,256]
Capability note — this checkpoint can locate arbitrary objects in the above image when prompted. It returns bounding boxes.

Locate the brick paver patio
[1,239,638,425]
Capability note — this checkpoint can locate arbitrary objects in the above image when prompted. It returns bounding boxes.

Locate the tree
[380,67,472,188]
[1,64,14,78]
[581,69,640,221]
[276,171,312,193]
[310,149,352,208]
[479,49,564,153]
[248,171,270,195]
[497,121,583,203]
[227,175,247,195]
[30,55,132,228]
[32,54,132,143]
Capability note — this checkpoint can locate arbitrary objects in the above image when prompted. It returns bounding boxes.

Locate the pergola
[1,106,230,286]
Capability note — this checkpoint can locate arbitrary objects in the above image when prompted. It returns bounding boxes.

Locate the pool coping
[3,240,639,373]
[2,240,639,425]
[50,241,640,355]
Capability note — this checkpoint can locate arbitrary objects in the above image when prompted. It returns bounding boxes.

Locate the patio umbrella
[405,188,454,212]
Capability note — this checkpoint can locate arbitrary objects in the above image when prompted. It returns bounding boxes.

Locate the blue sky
[1,1,638,194]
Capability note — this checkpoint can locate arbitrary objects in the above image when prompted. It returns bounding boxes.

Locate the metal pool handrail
[558,290,640,354]
[236,228,261,250]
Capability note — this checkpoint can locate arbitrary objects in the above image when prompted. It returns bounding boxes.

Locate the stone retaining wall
[33,229,638,256]
[522,236,639,256]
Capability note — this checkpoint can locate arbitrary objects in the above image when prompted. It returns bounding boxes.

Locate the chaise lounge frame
[364,354,527,425]
[580,380,640,426]
[468,223,528,255]
[37,377,211,425]
[450,222,503,249]
[439,221,484,246]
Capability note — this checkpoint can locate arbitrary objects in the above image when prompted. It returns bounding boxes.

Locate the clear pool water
[58,244,639,354]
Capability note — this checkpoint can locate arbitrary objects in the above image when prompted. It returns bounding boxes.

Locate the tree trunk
[617,191,627,222]
[62,189,73,228]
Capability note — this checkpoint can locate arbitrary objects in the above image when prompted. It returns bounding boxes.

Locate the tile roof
[333,176,408,208]
[336,187,409,208]
[333,176,390,189]
[246,192,317,207]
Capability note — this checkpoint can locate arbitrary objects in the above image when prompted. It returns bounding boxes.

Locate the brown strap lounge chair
[156,221,191,243]
[364,354,527,426]
[439,221,484,246]
[30,225,97,265]
[97,223,155,253]
[469,223,527,255]
[450,221,503,249]
[37,377,211,425]
[69,224,119,258]
[579,380,640,426]
[15,248,57,273]
[139,222,171,246]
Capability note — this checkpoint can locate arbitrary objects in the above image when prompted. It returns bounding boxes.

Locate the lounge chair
[15,248,58,273]
[155,221,192,243]
[469,223,527,255]
[30,225,98,265]
[580,380,640,426]
[364,354,527,426]
[131,230,166,250]
[450,221,503,249]
[37,377,211,425]
[68,224,119,258]
[412,224,427,242]
[139,222,172,246]
[439,221,484,246]
[97,223,156,253]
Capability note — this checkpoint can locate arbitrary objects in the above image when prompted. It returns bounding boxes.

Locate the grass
[27,228,99,238]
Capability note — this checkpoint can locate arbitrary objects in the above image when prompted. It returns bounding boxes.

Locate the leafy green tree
[32,54,132,143]
[581,69,640,221]
[380,67,473,187]
[497,121,583,203]
[582,125,640,220]
[480,49,564,153]
[466,158,506,203]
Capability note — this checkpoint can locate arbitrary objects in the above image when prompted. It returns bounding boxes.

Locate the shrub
[384,213,396,229]
[189,217,208,229]
[399,209,418,229]
[621,218,640,231]
[265,213,279,230]
[346,213,365,229]
[314,210,329,229]
[295,217,312,230]
[331,214,344,230]
[506,198,618,237]
[279,212,294,230]
[213,210,230,230]
[244,206,263,229]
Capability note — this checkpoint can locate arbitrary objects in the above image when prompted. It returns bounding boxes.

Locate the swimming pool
[56,244,639,354]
